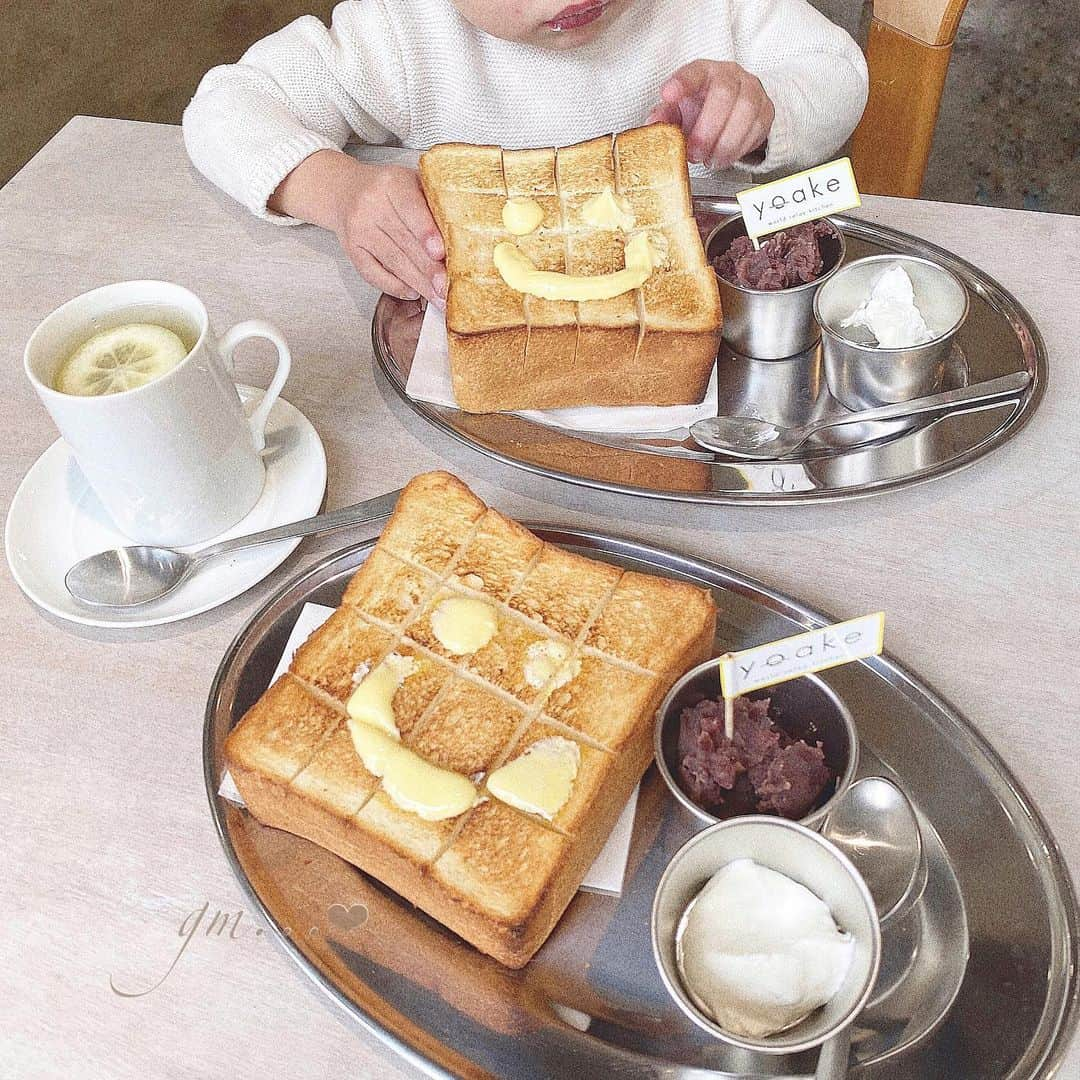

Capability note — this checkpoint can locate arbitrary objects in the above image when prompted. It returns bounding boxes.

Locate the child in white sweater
[183,0,867,306]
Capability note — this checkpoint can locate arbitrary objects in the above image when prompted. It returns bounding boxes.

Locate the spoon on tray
[796,778,924,1079]
[823,777,925,924]
[64,488,402,608]
[689,371,1031,459]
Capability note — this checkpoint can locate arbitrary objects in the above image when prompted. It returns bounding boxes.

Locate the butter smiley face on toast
[225,471,716,967]
[419,124,723,413]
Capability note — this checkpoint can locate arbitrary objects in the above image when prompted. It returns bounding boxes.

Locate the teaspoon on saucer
[689,370,1030,459]
[64,488,402,608]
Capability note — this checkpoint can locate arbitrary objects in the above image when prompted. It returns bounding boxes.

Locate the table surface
[2,117,1077,1080]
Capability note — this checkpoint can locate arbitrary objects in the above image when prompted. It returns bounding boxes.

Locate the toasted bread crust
[420,125,722,413]
[225,471,716,966]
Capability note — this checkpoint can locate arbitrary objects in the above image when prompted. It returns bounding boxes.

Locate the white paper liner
[219,602,636,895]
[404,305,717,435]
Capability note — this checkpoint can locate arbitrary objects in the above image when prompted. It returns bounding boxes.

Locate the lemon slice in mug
[54,323,189,396]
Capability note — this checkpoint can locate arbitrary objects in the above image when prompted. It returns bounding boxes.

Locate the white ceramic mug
[24,280,291,547]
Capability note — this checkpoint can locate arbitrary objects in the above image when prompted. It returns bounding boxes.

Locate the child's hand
[648,61,775,170]
[329,162,447,304]
[269,152,446,303]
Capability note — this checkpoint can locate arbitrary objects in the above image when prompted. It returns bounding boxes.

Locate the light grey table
[1,117,1077,1080]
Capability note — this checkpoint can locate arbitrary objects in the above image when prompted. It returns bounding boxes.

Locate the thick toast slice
[420,125,722,412]
[225,471,716,966]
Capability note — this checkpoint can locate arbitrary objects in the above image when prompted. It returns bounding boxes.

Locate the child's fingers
[721,90,774,167]
[382,211,447,299]
[710,94,760,168]
[391,184,446,262]
[734,116,772,167]
[686,81,737,164]
[659,77,683,106]
[661,60,713,106]
[647,102,681,126]
[658,63,709,141]
[372,231,440,303]
[351,247,420,302]
[676,95,704,139]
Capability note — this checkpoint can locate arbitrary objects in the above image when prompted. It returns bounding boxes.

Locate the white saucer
[5,388,326,629]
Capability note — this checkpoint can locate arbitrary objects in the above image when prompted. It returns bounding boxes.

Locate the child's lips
[544,1,609,32]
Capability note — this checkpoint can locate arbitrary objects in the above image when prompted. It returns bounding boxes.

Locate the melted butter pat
[345,653,418,738]
[486,737,580,821]
[430,596,498,655]
[494,231,656,302]
[646,230,670,266]
[348,722,478,820]
[581,186,636,232]
[524,641,580,690]
[502,197,545,236]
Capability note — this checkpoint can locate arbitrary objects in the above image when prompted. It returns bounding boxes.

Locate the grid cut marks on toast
[424,127,708,378]
[227,474,716,936]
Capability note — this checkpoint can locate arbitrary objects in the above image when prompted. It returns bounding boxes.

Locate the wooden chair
[849,0,970,198]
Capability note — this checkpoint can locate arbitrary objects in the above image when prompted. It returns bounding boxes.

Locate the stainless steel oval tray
[205,529,1076,1078]
[372,196,1046,505]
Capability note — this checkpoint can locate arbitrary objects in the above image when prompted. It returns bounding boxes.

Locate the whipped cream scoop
[840,263,934,348]
[677,858,855,1039]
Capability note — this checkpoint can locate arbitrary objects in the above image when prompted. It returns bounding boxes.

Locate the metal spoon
[813,777,924,1080]
[823,777,924,923]
[689,371,1031,459]
[815,1023,853,1080]
[64,488,402,608]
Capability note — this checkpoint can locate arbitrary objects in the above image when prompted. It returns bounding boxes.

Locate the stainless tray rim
[372,196,1047,506]
[204,527,1078,1079]
[204,537,454,1080]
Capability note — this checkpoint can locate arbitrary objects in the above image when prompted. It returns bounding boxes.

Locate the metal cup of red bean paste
[654,658,858,831]
[708,214,846,360]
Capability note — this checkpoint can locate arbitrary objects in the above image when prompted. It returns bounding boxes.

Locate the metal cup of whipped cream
[707,214,846,361]
[654,658,859,832]
[651,816,882,1055]
[814,254,969,412]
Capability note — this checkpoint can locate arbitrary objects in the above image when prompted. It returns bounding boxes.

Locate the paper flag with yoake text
[736,157,861,249]
[719,612,885,699]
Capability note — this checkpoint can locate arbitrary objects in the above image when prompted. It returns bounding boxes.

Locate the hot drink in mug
[24,280,292,548]
[51,311,200,397]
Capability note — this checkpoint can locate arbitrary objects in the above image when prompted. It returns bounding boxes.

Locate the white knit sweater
[182,0,868,223]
